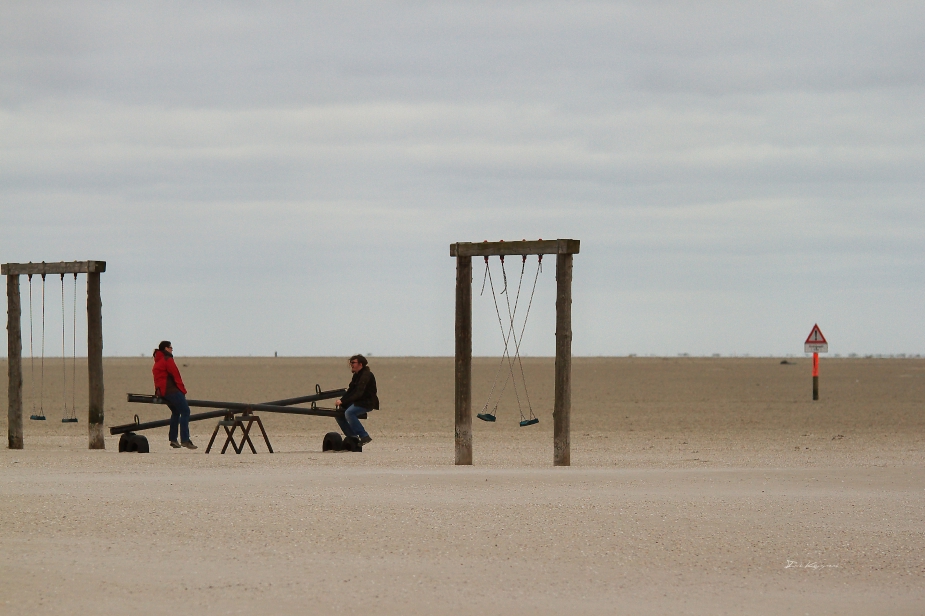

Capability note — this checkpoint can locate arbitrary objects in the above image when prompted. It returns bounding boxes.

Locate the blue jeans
[336,405,370,439]
[164,391,191,443]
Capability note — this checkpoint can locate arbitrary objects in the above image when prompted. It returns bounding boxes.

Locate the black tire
[342,435,363,453]
[322,432,343,452]
[119,432,134,453]
[132,434,149,453]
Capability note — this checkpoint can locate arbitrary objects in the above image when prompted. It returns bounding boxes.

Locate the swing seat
[519,418,539,427]
[30,414,46,420]
[61,418,78,423]
[477,413,496,422]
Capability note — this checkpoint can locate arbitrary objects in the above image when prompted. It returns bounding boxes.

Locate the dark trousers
[164,391,191,442]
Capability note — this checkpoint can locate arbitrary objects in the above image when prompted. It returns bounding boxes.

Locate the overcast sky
[2,1,923,358]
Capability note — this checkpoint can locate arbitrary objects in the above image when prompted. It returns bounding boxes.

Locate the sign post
[804,324,828,401]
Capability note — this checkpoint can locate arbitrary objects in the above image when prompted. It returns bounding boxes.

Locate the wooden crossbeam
[450,239,579,258]
[1,261,106,276]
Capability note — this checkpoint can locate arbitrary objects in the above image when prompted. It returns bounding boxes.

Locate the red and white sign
[804,324,828,354]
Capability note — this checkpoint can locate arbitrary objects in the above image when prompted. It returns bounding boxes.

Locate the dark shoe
[182,440,198,450]
[170,440,181,448]
[359,435,372,446]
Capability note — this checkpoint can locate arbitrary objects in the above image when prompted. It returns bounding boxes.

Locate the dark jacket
[341,366,379,410]
[152,349,187,396]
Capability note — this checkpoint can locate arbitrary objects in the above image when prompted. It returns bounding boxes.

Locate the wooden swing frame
[3,261,106,450]
[450,239,579,466]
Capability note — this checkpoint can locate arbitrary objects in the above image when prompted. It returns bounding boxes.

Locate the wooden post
[553,253,572,466]
[87,272,105,449]
[812,352,819,401]
[455,255,472,465]
[7,275,23,449]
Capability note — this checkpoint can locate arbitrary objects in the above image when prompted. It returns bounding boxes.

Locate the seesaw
[111,386,365,454]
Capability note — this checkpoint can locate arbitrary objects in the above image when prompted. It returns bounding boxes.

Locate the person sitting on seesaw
[335,354,378,446]
[152,340,197,450]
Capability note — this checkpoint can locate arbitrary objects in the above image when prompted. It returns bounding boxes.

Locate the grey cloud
[1,1,923,357]
[4,2,924,108]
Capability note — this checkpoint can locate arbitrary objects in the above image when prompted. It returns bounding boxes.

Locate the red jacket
[152,349,187,396]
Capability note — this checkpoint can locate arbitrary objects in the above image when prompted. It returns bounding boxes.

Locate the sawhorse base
[206,412,273,454]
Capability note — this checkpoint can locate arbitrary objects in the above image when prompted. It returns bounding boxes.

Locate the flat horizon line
[2,354,920,360]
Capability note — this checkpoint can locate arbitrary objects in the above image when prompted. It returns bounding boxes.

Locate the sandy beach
[2,357,924,614]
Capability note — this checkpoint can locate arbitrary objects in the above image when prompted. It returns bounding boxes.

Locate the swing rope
[33,274,49,420]
[477,254,542,426]
[501,256,541,424]
[61,274,78,423]
[477,256,525,422]
[42,274,47,419]
[28,275,44,420]
[499,257,533,423]
[478,256,525,420]
[476,259,513,421]
[71,274,78,422]
[60,275,67,419]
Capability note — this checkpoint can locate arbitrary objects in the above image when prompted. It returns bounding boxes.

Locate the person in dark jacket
[335,354,378,445]
[152,340,197,449]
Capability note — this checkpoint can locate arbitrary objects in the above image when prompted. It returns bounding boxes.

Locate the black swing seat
[519,418,539,427]
[477,413,497,422]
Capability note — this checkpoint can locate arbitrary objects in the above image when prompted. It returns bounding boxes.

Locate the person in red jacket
[152,340,197,449]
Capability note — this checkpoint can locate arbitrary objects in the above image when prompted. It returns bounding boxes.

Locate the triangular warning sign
[805,324,827,344]
[804,324,828,353]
